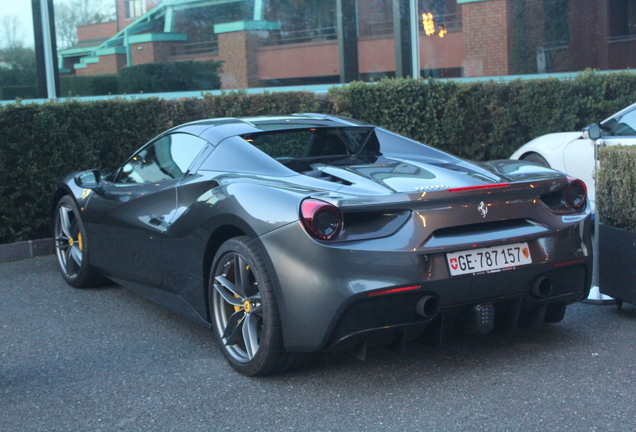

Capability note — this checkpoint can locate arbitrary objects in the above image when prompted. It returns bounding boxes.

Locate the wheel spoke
[214,275,243,302]
[222,310,244,342]
[242,312,260,360]
[58,206,72,238]
[65,248,76,275]
[70,245,83,268]
[232,254,250,299]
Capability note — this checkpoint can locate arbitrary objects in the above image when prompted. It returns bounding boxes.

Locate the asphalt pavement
[1,255,635,431]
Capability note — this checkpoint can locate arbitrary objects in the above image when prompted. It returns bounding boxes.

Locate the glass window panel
[118,133,207,184]
[612,110,636,136]
[0,0,37,100]
[7,0,636,100]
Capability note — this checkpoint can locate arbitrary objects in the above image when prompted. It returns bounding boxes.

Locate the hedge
[3,71,636,244]
[597,146,636,232]
[60,60,224,97]
[0,85,39,101]
[0,91,319,244]
[60,74,121,98]
[327,71,636,160]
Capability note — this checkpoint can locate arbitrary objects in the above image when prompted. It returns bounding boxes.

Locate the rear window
[241,127,377,160]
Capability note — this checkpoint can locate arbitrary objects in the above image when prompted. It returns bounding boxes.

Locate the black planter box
[599,223,636,305]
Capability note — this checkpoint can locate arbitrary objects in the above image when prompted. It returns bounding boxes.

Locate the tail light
[300,199,342,240]
[540,177,587,213]
[564,177,587,211]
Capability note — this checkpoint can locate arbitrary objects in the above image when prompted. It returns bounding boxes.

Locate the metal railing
[359,21,394,37]
[170,40,219,57]
[607,34,636,44]
[262,11,463,47]
[263,27,338,46]
[359,12,463,38]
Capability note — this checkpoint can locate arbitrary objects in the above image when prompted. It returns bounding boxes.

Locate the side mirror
[582,123,601,141]
[74,169,102,189]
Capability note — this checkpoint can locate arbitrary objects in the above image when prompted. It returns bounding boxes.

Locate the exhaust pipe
[532,277,553,298]
[415,296,440,321]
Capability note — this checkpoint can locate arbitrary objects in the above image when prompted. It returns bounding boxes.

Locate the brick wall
[462,0,511,77]
[131,42,178,65]
[76,54,127,76]
[77,21,118,41]
[218,31,260,89]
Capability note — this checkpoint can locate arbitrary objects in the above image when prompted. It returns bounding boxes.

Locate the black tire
[209,236,303,376]
[53,195,105,288]
[521,152,551,168]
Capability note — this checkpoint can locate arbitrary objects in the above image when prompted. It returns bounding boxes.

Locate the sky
[0,0,36,47]
[0,0,78,48]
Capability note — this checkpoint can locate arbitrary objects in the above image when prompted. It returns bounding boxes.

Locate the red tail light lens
[565,178,587,211]
[300,199,342,240]
[447,183,510,192]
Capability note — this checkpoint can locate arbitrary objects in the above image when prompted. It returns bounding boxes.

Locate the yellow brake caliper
[232,265,250,312]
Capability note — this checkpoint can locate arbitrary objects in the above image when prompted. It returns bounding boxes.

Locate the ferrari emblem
[82,188,91,199]
[478,201,488,218]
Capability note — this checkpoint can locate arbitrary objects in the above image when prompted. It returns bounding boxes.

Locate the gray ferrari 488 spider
[53,114,592,375]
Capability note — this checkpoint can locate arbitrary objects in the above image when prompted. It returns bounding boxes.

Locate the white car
[510,102,636,212]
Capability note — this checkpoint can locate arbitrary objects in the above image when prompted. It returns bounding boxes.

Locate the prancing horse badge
[478,201,488,218]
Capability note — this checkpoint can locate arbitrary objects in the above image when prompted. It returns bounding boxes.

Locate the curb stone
[0,239,55,263]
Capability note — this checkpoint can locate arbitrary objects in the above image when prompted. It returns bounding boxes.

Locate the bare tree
[0,15,24,51]
[0,16,35,88]
[55,0,116,49]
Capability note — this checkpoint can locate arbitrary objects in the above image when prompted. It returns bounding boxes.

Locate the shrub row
[60,60,223,97]
[597,146,636,232]
[0,85,39,101]
[0,91,319,243]
[3,71,636,244]
[327,71,636,160]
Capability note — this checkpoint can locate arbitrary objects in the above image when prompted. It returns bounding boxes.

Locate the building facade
[57,0,636,90]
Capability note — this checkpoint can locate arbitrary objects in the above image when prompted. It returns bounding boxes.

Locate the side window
[118,133,208,184]
[611,110,636,136]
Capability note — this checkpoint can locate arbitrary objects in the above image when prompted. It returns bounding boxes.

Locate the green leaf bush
[3,71,636,244]
[0,91,319,244]
[60,60,224,97]
[596,146,636,232]
[327,71,636,160]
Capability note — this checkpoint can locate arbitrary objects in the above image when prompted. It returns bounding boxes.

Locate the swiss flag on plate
[450,258,458,270]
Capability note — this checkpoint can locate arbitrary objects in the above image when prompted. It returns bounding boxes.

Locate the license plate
[446,242,532,276]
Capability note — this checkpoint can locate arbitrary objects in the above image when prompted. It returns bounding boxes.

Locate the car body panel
[54,114,593,355]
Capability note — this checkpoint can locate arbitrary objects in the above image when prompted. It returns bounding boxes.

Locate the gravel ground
[1,255,635,431]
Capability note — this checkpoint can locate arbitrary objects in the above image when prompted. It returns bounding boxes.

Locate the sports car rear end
[245,125,592,354]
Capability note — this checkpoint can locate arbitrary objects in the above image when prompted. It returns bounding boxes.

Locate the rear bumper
[258,216,592,352]
[325,263,589,351]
